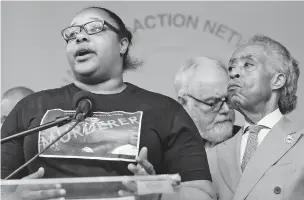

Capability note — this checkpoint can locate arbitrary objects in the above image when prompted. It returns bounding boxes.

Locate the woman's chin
[74,69,95,77]
[72,63,97,75]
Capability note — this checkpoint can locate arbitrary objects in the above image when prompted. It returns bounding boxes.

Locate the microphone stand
[4,116,83,180]
[1,115,73,144]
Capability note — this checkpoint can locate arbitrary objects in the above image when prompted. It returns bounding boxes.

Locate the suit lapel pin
[284,134,295,144]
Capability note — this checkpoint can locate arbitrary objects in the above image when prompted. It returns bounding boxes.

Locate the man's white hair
[174,56,227,96]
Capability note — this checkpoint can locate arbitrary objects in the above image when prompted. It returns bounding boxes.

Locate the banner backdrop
[2,1,304,126]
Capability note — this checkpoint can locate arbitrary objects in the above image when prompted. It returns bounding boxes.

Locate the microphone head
[73,91,94,109]
[72,91,95,119]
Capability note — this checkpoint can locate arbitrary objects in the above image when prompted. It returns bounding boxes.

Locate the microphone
[3,92,94,179]
[3,92,95,179]
[1,116,73,144]
[73,91,94,121]
[1,92,93,144]
[4,120,80,179]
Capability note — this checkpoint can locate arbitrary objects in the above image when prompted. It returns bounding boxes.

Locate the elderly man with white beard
[174,56,240,198]
[175,56,239,148]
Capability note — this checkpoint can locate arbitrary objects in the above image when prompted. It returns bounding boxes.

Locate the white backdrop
[1,1,304,126]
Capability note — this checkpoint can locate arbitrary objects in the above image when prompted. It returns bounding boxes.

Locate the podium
[1,174,178,199]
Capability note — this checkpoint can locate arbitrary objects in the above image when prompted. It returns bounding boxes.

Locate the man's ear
[120,37,129,55]
[271,73,286,90]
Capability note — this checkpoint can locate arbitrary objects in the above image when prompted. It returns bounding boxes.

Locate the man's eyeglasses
[187,94,230,112]
[61,20,121,42]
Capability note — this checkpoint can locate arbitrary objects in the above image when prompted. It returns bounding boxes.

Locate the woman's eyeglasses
[61,20,121,42]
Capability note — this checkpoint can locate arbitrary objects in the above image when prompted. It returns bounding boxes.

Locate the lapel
[217,127,243,193]
[233,116,303,200]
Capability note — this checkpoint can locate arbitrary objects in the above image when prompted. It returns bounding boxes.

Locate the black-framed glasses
[187,94,229,112]
[61,20,121,42]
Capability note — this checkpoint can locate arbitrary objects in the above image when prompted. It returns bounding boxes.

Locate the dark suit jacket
[208,117,304,200]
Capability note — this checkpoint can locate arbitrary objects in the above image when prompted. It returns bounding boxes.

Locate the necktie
[241,125,267,171]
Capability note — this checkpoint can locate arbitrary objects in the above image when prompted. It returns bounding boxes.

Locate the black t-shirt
[1,83,211,182]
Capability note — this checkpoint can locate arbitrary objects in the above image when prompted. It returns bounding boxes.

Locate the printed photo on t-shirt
[38,109,143,162]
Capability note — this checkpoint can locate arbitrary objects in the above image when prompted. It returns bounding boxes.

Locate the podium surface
[1,175,177,199]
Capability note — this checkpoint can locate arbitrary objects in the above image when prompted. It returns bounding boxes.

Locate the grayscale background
[2,1,303,126]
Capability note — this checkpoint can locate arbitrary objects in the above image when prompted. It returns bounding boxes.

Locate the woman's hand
[118,147,180,200]
[11,167,66,200]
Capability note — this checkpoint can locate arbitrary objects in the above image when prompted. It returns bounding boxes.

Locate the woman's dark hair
[81,6,142,71]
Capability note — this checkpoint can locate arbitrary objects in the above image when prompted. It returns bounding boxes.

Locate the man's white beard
[198,122,233,144]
